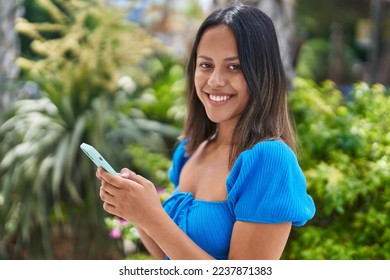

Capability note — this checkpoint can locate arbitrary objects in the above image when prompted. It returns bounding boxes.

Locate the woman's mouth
[208,94,233,104]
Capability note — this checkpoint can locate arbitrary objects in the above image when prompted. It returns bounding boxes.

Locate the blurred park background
[0,0,389,260]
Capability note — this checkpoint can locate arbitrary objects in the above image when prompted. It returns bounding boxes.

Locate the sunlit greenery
[0,0,180,259]
[285,79,390,259]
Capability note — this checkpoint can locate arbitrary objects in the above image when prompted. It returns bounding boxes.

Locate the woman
[96,2,315,260]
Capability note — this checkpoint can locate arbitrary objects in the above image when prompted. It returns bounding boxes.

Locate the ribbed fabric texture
[163,139,316,259]
[226,140,315,226]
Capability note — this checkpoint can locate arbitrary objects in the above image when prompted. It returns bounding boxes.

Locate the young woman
[96,3,315,260]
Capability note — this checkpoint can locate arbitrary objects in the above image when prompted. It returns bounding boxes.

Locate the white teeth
[209,95,231,102]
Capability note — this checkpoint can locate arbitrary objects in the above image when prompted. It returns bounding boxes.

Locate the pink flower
[109,228,122,239]
[157,188,165,194]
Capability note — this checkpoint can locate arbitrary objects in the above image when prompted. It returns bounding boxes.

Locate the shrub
[284,79,390,259]
[0,0,165,259]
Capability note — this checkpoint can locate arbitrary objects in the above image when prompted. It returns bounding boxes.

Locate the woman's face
[194,24,249,128]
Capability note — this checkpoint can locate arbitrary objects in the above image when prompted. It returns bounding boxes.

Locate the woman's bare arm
[228,221,292,259]
[136,226,166,260]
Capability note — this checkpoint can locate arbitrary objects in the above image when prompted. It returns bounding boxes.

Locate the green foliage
[16,0,160,102]
[296,39,330,81]
[106,53,185,152]
[104,53,185,176]
[126,144,174,192]
[134,54,186,127]
[0,95,115,259]
[284,78,390,259]
[0,0,172,259]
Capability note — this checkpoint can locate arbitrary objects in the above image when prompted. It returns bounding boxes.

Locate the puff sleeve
[226,140,315,226]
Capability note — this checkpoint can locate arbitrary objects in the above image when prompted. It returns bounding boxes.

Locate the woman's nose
[207,68,227,88]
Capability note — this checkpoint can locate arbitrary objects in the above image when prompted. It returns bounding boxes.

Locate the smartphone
[80,143,117,174]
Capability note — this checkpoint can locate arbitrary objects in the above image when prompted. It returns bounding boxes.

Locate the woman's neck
[211,122,236,147]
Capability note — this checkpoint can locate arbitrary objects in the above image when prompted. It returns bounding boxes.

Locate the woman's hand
[96,167,164,228]
[96,167,215,260]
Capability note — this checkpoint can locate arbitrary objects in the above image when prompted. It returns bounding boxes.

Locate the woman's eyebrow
[197,55,240,61]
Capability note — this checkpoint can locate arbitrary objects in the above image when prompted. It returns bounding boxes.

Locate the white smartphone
[80,143,117,174]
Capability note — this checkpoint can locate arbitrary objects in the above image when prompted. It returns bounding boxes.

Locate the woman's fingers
[96,168,103,180]
[97,167,127,189]
[98,167,144,190]
[102,201,117,216]
[100,178,118,196]
[131,174,154,190]
[119,168,136,179]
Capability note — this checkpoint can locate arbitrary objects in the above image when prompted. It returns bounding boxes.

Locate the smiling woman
[96,2,315,260]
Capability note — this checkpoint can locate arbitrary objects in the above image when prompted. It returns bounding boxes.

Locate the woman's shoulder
[226,140,302,191]
[236,140,297,169]
[248,139,295,155]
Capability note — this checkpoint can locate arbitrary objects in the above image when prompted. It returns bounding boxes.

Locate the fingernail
[120,171,128,177]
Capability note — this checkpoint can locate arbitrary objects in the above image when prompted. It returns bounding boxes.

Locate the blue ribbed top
[163,139,315,259]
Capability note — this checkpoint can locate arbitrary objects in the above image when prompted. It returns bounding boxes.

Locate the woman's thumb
[119,168,136,179]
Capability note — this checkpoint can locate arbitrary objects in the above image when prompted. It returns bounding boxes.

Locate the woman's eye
[228,64,241,70]
[199,63,212,68]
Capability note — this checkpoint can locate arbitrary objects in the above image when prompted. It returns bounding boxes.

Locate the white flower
[118,76,136,94]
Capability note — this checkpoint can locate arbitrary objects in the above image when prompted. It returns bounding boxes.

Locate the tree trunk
[368,0,383,85]
[0,0,21,111]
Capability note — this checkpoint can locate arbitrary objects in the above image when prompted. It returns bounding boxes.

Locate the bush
[284,79,390,259]
[0,0,170,259]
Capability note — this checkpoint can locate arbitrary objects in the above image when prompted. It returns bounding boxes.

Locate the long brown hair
[182,3,296,168]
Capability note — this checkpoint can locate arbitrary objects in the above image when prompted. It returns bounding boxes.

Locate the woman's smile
[207,93,234,104]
